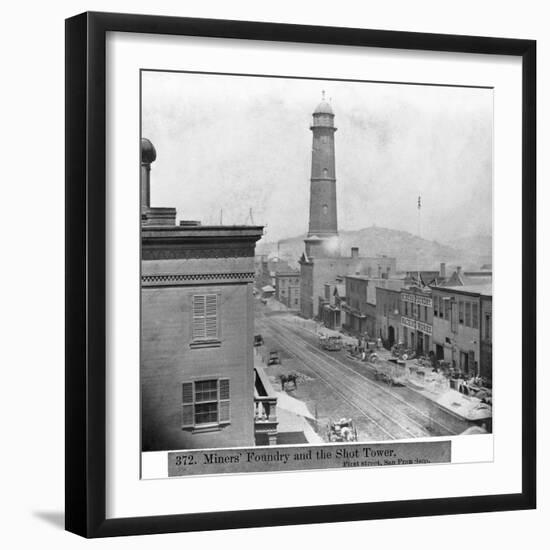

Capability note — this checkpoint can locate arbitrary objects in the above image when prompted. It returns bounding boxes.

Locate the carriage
[319,334,343,351]
[327,418,358,442]
[267,349,281,365]
[254,334,264,347]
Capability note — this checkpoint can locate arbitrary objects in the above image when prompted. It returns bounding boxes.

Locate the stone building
[319,278,346,330]
[300,249,396,319]
[275,270,301,310]
[343,275,403,338]
[400,286,434,355]
[480,294,493,381]
[140,138,265,451]
[256,256,292,290]
[431,282,492,380]
[375,286,404,348]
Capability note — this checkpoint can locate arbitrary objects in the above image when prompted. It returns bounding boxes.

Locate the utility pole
[417,195,422,283]
[417,195,422,239]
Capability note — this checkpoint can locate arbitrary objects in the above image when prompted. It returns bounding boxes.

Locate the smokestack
[440,262,446,278]
[351,247,359,259]
[141,138,157,213]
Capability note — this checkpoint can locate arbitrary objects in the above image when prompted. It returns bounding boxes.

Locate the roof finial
[322,90,326,101]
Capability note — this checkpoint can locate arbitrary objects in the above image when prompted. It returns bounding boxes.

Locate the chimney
[440,262,446,278]
[140,138,178,227]
[351,247,359,259]
[141,138,157,213]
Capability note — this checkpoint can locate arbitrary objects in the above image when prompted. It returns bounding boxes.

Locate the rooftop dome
[313,100,334,115]
[141,138,157,164]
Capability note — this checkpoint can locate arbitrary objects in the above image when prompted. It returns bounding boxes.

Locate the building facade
[140,138,265,451]
[256,255,292,291]
[431,285,492,379]
[400,287,434,355]
[319,279,345,330]
[480,294,492,381]
[343,275,404,339]
[375,287,403,348]
[275,270,301,310]
[300,250,396,319]
[141,225,264,451]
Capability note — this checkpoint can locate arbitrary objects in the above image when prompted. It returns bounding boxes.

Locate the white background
[0,0,547,548]
[107,32,517,517]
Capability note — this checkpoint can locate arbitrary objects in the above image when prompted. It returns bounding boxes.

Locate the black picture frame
[65,11,536,538]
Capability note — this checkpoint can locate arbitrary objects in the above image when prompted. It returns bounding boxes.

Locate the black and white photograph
[140,70,493,476]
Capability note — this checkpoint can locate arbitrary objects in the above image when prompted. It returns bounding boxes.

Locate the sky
[141,71,493,244]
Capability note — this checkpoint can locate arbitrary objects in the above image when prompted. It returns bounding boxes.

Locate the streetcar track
[260,324,397,440]
[261,321,425,438]
[273,316,460,435]
[265,324,420,437]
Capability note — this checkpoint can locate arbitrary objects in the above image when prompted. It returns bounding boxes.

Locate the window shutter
[192,295,206,340]
[182,382,194,428]
[219,378,230,424]
[205,294,218,339]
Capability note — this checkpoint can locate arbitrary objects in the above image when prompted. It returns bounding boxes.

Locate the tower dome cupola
[313,99,334,115]
[311,91,335,129]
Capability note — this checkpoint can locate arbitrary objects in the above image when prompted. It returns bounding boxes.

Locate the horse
[280,373,298,391]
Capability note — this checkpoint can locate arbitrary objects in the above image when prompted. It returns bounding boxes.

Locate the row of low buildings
[315,264,492,381]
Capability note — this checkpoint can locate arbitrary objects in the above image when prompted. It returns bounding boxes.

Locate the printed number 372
[175,455,195,466]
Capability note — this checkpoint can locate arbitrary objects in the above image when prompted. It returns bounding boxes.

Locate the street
[255,300,471,442]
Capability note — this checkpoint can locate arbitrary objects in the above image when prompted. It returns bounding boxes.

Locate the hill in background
[256,226,492,272]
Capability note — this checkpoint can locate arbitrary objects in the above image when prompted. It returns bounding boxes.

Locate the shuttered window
[444,298,451,321]
[219,379,231,424]
[182,382,194,428]
[192,294,219,341]
[465,302,471,327]
[181,378,231,429]
[472,303,479,329]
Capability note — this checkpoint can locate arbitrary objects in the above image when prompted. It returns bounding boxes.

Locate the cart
[267,350,281,365]
[327,418,358,442]
[254,334,264,347]
[374,360,408,386]
[319,334,343,351]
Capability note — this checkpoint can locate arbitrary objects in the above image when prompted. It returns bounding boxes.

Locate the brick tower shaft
[308,94,338,238]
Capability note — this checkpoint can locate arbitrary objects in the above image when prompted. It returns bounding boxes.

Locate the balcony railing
[254,366,278,445]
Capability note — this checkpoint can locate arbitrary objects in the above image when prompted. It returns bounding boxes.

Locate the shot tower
[304,92,338,258]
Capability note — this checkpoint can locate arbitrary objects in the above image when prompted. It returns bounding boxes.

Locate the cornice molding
[142,271,255,287]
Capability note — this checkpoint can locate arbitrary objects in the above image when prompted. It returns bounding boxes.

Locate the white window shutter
[192,294,218,340]
[219,378,230,424]
[205,294,218,339]
[182,382,194,427]
[192,295,206,340]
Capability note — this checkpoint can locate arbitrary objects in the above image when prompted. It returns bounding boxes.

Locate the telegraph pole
[417,195,422,282]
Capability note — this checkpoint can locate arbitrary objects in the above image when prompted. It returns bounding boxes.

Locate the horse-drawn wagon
[267,349,281,365]
[318,334,343,351]
[327,418,358,442]
[373,360,408,386]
